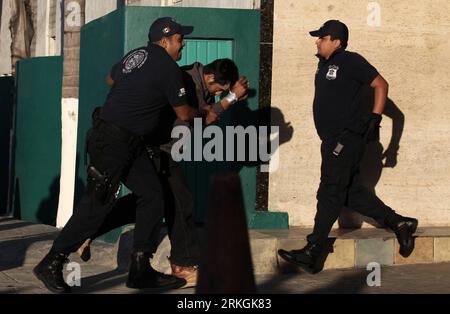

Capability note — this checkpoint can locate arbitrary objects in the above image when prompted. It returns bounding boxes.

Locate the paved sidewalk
[1,218,450,294]
[2,259,450,294]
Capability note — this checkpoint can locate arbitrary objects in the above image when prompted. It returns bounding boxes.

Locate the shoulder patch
[122,49,148,74]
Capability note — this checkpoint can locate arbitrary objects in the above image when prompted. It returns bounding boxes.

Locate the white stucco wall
[0,0,13,75]
[269,0,450,227]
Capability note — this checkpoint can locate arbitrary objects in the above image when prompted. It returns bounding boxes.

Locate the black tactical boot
[278,242,328,274]
[386,214,418,258]
[33,250,71,293]
[126,251,186,291]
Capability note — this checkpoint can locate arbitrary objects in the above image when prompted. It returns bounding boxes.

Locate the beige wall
[85,0,118,23]
[269,0,450,227]
[0,0,13,75]
[1,0,62,75]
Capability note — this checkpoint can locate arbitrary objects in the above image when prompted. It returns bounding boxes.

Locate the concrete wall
[1,0,261,75]
[49,0,62,56]
[85,0,118,23]
[0,0,13,75]
[56,0,85,227]
[30,0,62,57]
[269,0,450,227]
[0,0,61,75]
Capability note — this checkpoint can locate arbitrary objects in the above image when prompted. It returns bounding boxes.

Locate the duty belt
[97,119,140,144]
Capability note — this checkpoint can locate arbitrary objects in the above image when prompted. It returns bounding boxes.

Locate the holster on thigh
[86,165,121,205]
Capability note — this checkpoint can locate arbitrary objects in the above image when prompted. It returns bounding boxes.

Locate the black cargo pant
[52,120,164,255]
[88,150,200,267]
[307,130,395,245]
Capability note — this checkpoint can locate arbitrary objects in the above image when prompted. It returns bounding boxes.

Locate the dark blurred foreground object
[196,173,256,294]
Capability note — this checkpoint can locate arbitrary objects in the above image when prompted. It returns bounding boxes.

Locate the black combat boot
[126,251,186,291]
[386,214,418,258]
[278,242,328,274]
[33,250,71,293]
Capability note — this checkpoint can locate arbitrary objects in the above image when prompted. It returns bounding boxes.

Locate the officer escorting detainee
[278,20,418,274]
[33,17,220,293]
[75,58,249,288]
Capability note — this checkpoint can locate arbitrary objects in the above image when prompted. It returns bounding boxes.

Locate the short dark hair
[203,59,239,86]
[330,35,347,49]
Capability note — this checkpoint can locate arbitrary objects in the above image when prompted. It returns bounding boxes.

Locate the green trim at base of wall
[249,211,289,229]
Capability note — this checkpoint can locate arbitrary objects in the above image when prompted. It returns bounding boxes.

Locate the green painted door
[179,39,233,65]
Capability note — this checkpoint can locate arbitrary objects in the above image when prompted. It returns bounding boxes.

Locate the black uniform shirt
[313,49,379,140]
[101,44,187,136]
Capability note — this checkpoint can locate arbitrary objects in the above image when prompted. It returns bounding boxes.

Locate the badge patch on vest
[122,49,148,74]
[178,88,186,98]
[326,65,339,80]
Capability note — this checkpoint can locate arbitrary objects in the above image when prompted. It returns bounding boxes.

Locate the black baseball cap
[148,17,193,42]
[309,20,349,45]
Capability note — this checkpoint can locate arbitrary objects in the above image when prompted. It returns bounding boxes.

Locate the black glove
[365,113,382,142]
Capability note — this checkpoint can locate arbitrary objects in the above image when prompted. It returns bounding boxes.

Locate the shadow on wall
[13,178,21,220]
[0,77,14,216]
[176,90,294,222]
[36,155,85,226]
[339,86,405,229]
[227,101,294,173]
[36,177,60,226]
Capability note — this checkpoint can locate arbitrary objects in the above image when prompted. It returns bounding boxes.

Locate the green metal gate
[13,57,63,224]
[179,39,233,65]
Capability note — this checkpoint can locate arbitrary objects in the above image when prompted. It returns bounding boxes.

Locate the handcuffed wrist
[224,91,238,105]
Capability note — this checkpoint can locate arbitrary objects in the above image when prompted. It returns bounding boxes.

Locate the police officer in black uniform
[33,17,215,293]
[75,59,249,288]
[278,20,418,274]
